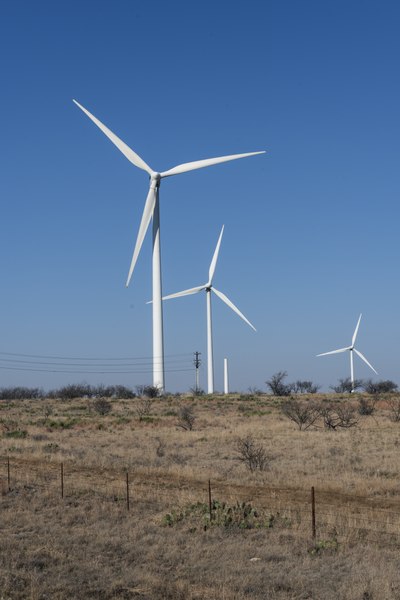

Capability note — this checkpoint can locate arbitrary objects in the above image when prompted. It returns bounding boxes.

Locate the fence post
[311,486,316,539]
[126,472,130,511]
[208,479,212,520]
[7,456,10,491]
[61,462,64,499]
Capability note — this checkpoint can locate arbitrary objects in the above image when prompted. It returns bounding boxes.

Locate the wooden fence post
[311,486,316,539]
[126,472,130,511]
[61,462,64,499]
[208,479,212,520]
[7,456,11,491]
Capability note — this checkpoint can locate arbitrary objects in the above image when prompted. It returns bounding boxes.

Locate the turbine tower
[161,226,256,393]
[317,313,377,392]
[73,100,264,392]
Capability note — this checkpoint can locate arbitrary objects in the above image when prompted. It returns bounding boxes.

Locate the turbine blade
[212,287,256,331]
[208,226,224,284]
[162,285,205,301]
[126,186,156,286]
[317,347,350,357]
[160,151,265,178]
[73,99,153,175]
[353,348,378,374]
[352,313,362,347]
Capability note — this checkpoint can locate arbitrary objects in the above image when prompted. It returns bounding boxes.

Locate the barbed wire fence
[3,456,400,548]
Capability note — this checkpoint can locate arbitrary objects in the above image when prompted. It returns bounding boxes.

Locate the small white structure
[224,358,229,395]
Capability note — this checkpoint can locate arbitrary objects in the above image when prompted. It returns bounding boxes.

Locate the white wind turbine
[317,314,377,392]
[161,225,256,394]
[73,100,264,392]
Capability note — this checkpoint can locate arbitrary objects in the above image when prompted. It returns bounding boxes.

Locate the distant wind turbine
[73,100,265,392]
[317,314,377,392]
[161,226,256,394]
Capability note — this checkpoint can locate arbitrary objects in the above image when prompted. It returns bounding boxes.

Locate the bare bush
[135,385,160,398]
[386,398,400,422]
[362,379,398,394]
[51,383,92,399]
[177,405,196,431]
[320,403,359,430]
[292,380,320,394]
[135,397,153,421]
[247,386,263,396]
[235,435,270,471]
[281,398,320,430]
[265,371,293,396]
[155,438,166,457]
[112,385,136,399]
[0,387,44,400]
[93,398,112,416]
[357,396,376,416]
[330,378,363,393]
[189,387,205,396]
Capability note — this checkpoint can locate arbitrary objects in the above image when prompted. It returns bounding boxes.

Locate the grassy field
[1,392,400,599]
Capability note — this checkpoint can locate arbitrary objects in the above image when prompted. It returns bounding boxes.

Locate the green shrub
[4,429,28,439]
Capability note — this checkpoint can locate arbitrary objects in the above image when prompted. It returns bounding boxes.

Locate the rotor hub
[151,172,161,185]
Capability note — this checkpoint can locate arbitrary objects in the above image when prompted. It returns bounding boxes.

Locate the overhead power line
[0,349,194,375]
[0,357,190,367]
[0,351,192,361]
[0,366,192,375]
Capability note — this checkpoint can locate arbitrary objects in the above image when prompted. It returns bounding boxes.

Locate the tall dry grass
[1,393,400,598]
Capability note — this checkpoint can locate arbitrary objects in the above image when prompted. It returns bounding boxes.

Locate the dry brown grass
[1,392,400,598]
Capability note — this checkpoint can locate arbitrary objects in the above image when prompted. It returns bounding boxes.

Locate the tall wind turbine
[73,100,265,392]
[161,225,256,394]
[317,314,377,392]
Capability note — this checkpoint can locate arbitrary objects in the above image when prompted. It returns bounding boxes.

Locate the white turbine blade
[162,285,205,301]
[160,151,265,178]
[353,348,378,374]
[212,287,256,331]
[126,186,156,286]
[317,347,350,357]
[208,225,224,284]
[73,99,153,175]
[352,313,362,347]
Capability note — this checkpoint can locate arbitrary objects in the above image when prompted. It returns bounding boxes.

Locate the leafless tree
[320,403,359,430]
[265,371,293,396]
[177,405,196,431]
[386,398,400,422]
[281,398,320,430]
[135,397,153,421]
[235,435,270,471]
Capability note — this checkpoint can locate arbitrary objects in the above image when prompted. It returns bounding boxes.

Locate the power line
[0,365,193,374]
[0,357,191,367]
[0,351,192,361]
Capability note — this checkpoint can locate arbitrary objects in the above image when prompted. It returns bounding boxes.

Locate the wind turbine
[317,314,377,392]
[73,100,265,392]
[161,225,256,394]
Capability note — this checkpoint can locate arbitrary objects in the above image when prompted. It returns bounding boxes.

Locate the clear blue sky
[1,1,399,392]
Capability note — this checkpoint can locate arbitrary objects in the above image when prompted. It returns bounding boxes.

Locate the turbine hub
[151,172,161,184]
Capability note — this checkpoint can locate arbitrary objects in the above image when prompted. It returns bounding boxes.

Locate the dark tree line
[266,371,398,396]
[0,383,140,401]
